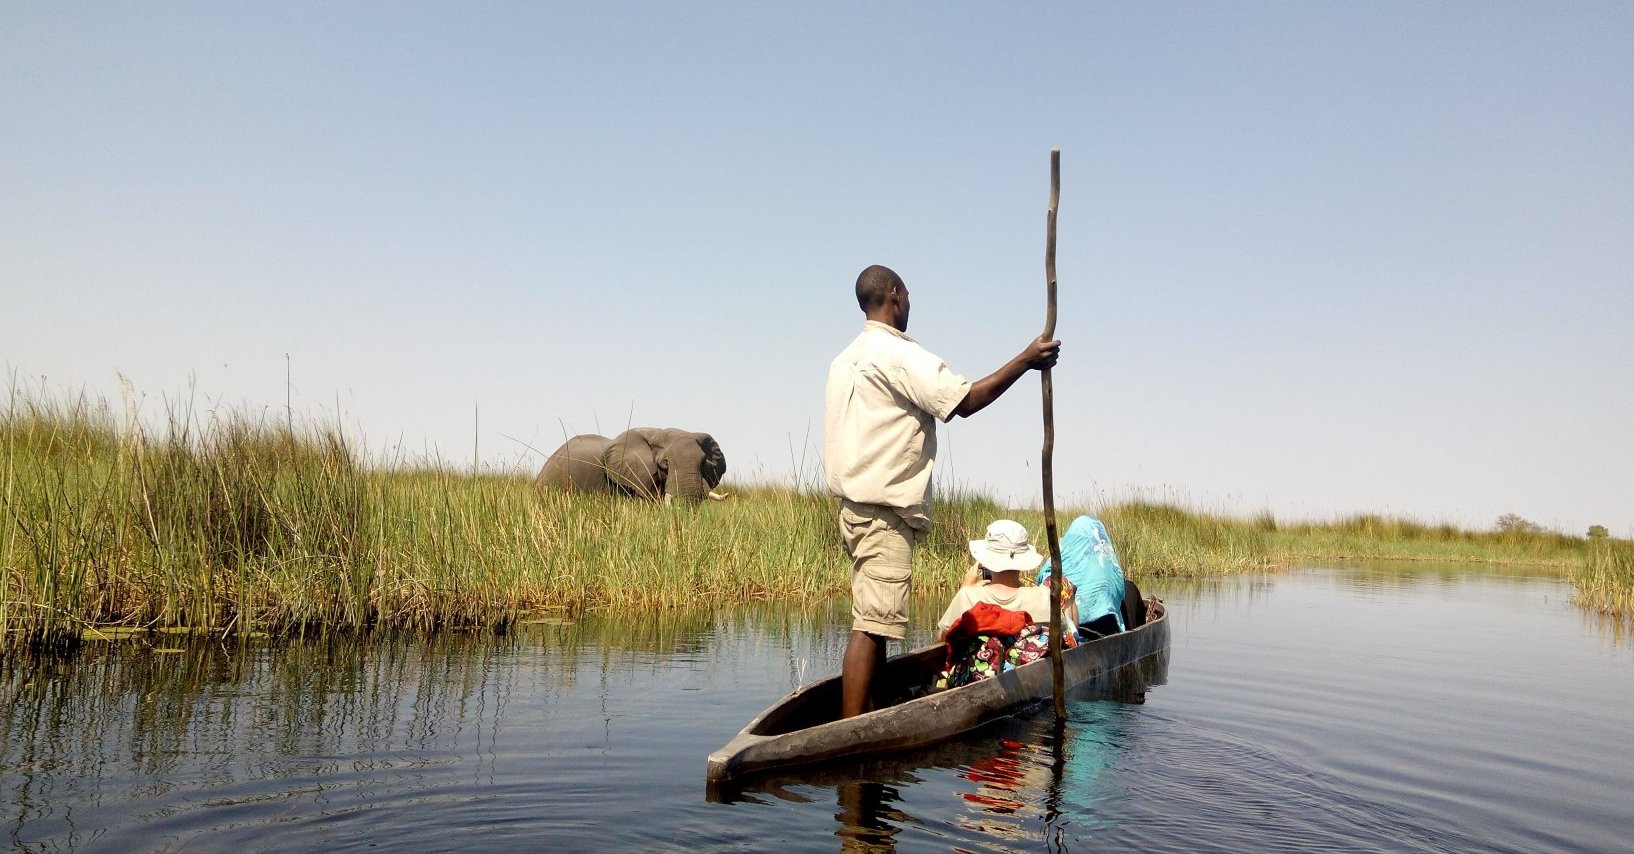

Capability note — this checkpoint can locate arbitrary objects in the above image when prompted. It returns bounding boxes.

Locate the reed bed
[2,393,374,645]
[1096,502,1277,574]
[4,392,1625,647]
[1573,539,1634,617]
[1266,513,1586,566]
[0,396,1021,647]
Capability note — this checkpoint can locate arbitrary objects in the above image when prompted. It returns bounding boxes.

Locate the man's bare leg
[841,630,884,718]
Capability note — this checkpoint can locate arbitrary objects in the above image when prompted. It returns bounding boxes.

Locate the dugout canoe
[705,598,1168,785]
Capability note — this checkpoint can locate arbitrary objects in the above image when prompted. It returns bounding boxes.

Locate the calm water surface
[3,565,1631,852]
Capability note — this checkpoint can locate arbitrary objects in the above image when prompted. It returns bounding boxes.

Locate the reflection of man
[835,780,902,852]
[824,264,1061,718]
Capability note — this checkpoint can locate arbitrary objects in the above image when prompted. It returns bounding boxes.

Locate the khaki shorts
[839,500,924,640]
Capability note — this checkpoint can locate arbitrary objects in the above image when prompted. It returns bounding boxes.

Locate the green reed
[1096,501,1277,574]
[1267,513,1586,566]
[5,390,1623,647]
[1573,539,1634,617]
[0,395,986,646]
[1,391,373,645]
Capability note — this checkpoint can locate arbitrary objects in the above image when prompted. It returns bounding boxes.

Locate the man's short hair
[855,265,901,311]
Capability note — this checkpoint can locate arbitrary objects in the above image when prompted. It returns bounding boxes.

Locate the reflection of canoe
[706,598,1169,785]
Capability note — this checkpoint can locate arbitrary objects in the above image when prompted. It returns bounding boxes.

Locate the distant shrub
[1496,513,1543,534]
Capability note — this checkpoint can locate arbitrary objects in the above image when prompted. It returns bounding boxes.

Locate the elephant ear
[604,431,664,499]
[698,433,726,488]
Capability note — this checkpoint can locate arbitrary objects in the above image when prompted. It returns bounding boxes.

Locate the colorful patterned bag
[936,624,1054,689]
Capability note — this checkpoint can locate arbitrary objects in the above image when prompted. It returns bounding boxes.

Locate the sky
[4,3,1631,537]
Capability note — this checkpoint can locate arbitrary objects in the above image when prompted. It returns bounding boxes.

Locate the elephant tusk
[707,490,731,501]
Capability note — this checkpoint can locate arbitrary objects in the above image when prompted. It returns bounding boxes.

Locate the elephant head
[602,428,726,504]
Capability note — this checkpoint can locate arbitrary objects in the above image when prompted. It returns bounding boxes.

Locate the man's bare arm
[950,336,1061,418]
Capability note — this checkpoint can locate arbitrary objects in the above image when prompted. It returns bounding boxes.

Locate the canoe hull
[706,599,1169,784]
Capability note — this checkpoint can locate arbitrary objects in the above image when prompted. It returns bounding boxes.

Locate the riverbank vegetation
[1575,539,1634,617]
[3,393,1624,649]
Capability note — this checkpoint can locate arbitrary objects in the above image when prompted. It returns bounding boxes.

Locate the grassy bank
[0,395,964,646]
[2,394,1620,648]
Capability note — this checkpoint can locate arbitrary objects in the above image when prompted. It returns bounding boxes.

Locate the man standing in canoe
[824,264,1061,718]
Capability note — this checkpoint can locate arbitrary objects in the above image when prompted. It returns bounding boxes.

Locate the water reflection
[824,692,1154,853]
[1578,607,1634,647]
[711,651,1165,852]
[0,603,839,852]
[834,781,906,852]
[1,632,520,848]
[3,567,1630,853]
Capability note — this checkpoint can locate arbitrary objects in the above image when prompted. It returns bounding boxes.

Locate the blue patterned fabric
[1036,515,1126,631]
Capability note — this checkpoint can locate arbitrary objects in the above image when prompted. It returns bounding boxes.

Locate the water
[3,565,1631,852]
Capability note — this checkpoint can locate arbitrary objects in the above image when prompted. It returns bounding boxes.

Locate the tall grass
[2,392,372,644]
[1268,513,1585,566]
[0,394,1018,646]
[4,390,1622,648]
[1574,539,1634,617]
[1098,501,1276,573]
[367,475,845,617]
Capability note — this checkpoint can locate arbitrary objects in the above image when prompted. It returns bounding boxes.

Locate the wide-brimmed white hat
[968,519,1045,573]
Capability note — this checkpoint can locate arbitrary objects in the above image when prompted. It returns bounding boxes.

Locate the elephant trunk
[665,456,709,504]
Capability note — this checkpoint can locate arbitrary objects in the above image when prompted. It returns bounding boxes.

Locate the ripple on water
[3,567,1632,852]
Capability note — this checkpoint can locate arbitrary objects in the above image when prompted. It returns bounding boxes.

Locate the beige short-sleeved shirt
[824,320,972,529]
[936,584,1054,634]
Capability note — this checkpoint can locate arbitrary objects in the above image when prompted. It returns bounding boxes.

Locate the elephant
[535,428,727,504]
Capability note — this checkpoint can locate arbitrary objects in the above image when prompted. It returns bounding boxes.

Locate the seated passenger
[1036,514,1145,640]
[935,520,1077,687]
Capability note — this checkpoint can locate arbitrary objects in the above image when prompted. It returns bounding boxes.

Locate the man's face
[892,280,911,332]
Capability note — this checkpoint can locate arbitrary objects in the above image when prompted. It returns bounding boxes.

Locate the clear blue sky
[5,3,1631,536]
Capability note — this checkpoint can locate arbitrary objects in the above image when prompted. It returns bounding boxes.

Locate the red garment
[943,600,1031,642]
[941,601,1030,666]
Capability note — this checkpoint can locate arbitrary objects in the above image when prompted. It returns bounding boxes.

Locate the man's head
[855,264,909,332]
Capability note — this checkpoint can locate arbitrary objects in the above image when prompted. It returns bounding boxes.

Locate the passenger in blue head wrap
[1035,515,1145,640]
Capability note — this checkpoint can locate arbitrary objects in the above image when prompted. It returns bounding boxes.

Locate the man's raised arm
[950,335,1061,419]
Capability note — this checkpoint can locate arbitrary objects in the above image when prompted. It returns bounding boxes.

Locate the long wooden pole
[1042,149,1065,719]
